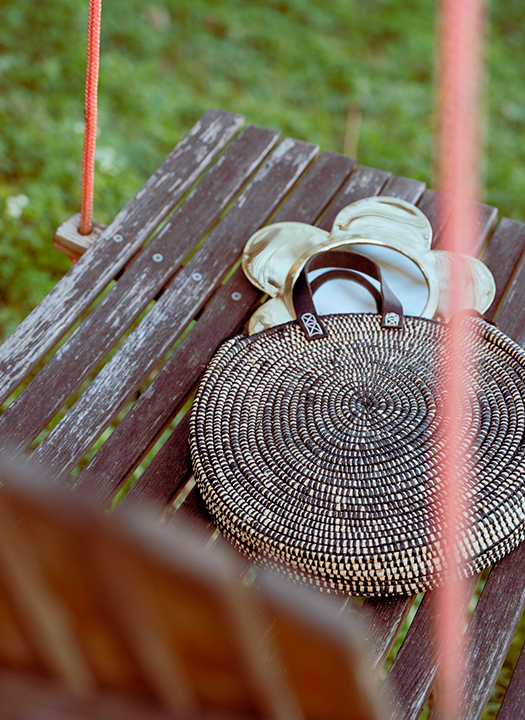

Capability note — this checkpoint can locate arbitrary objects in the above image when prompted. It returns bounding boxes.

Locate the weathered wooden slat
[0,109,244,406]
[381,175,426,202]
[496,628,525,720]
[428,546,525,720]
[178,484,216,534]
[415,188,451,242]
[71,267,260,502]
[491,243,525,345]
[0,125,279,457]
[73,152,354,504]
[29,139,320,477]
[319,165,391,231]
[417,189,445,243]
[474,203,499,255]
[265,151,357,224]
[483,218,525,319]
[359,596,415,672]
[122,412,193,510]
[382,575,478,720]
[437,202,498,256]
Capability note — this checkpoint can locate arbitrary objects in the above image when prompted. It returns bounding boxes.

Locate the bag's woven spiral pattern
[190,313,525,596]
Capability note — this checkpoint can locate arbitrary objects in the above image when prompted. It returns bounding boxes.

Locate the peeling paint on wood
[28,138,319,476]
[0,125,278,456]
[0,109,244,405]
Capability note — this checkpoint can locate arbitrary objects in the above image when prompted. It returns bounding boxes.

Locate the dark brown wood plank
[73,152,355,504]
[416,189,457,246]
[177,486,216,534]
[319,165,391,231]
[491,245,525,345]
[0,125,279,457]
[429,545,525,720]
[71,267,260,502]
[474,203,499,255]
[0,109,244,405]
[269,151,357,224]
[122,412,193,510]
[418,189,444,243]
[437,202,498,256]
[359,595,415,671]
[29,139,320,478]
[382,575,478,720]
[483,218,525,320]
[381,175,426,202]
[496,630,525,720]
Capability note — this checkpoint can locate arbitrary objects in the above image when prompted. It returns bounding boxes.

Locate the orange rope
[437,0,484,717]
[79,0,102,236]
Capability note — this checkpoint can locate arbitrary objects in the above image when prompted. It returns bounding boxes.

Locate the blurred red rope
[79,0,102,236]
[438,0,484,716]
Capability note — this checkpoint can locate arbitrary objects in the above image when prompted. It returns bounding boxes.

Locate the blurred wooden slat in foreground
[0,458,385,720]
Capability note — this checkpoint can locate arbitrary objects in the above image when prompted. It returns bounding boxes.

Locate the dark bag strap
[293,249,404,339]
[309,268,383,311]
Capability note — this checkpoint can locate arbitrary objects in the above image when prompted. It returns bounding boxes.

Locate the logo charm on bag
[384,312,401,327]
[301,313,324,338]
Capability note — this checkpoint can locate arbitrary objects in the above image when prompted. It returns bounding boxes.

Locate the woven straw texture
[190,313,525,596]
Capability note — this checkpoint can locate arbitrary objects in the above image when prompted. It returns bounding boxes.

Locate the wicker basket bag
[189,249,525,596]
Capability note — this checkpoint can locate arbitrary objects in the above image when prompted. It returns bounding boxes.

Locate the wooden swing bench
[2,108,525,719]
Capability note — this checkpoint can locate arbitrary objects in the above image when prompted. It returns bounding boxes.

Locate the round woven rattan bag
[189,250,525,596]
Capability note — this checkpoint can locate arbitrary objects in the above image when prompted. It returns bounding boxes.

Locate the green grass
[2,0,525,338]
[2,1,525,716]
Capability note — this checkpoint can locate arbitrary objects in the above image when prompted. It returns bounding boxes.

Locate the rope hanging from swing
[79,0,102,236]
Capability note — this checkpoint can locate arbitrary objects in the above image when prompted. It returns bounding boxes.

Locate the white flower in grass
[5,194,29,219]
[96,146,120,175]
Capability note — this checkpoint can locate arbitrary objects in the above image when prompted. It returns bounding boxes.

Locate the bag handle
[309,269,383,311]
[293,249,404,339]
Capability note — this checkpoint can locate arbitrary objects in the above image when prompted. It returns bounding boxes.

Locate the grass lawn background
[1,1,525,716]
[2,0,525,339]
